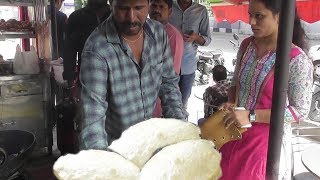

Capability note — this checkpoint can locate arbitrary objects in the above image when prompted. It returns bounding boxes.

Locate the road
[198,32,320,72]
[205,32,320,52]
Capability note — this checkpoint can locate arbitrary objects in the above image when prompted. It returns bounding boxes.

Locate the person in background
[63,0,111,90]
[169,0,211,111]
[203,65,229,119]
[79,0,186,150]
[149,0,184,117]
[51,0,67,60]
[219,0,313,179]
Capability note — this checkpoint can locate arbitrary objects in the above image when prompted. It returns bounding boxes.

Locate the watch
[249,110,256,123]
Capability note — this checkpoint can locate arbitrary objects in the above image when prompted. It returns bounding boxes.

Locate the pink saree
[219,37,312,180]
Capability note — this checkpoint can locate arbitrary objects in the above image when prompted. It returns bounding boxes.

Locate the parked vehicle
[226,33,241,83]
[195,49,224,85]
[229,33,240,66]
[308,45,320,122]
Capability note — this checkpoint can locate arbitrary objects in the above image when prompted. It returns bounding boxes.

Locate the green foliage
[209,0,222,3]
[74,0,88,10]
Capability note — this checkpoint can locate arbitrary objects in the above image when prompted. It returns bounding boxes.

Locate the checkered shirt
[79,17,186,150]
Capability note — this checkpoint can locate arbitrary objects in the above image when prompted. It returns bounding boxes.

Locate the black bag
[56,98,79,155]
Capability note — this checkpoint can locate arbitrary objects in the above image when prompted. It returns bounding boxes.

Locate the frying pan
[0,130,35,179]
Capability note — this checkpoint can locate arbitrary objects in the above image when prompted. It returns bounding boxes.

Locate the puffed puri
[53,150,140,180]
[108,118,201,168]
[140,139,222,180]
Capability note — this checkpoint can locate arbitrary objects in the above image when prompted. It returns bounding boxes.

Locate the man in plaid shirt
[203,65,230,118]
[79,0,186,150]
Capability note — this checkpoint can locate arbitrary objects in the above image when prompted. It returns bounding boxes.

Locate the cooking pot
[0,130,35,179]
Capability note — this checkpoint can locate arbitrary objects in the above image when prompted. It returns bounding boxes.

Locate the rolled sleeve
[197,9,211,46]
[79,50,109,150]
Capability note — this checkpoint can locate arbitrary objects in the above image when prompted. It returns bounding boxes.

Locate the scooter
[308,45,320,122]
[194,49,225,85]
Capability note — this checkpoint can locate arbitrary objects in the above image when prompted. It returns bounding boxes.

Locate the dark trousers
[179,72,195,109]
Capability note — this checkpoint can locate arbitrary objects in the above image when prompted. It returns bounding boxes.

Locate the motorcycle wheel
[199,62,210,75]
[308,91,320,122]
[313,60,320,82]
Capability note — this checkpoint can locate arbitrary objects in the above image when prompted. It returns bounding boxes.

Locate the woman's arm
[285,51,313,122]
[224,109,271,128]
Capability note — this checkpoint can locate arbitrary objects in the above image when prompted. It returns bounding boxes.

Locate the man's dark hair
[110,0,150,5]
[150,0,173,8]
[212,65,227,82]
[87,0,109,10]
[55,0,64,3]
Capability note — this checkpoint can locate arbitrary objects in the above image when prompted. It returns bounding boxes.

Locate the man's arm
[182,7,211,46]
[62,14,78,84]
[79,50,109,150]
[196,7,211,46]
[168,28,183,74]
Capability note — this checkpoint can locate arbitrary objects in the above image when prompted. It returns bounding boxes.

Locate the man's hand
[66,80,80,104]
[183,31,198,42]
[223,110,250,129]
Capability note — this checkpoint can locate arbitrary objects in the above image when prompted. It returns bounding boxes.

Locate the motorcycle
[308,45,320,122]
[194,49,225,85]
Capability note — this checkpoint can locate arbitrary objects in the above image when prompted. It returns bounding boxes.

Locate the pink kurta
[153,23,184,117]
[220,37,313,180]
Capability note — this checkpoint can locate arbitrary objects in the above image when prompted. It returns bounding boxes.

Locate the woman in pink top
[219,0,313,179]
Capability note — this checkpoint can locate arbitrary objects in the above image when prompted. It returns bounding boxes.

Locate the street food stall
[0,0,53,154]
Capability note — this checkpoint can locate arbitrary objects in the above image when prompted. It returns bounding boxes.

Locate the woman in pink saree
[219,0,313,179]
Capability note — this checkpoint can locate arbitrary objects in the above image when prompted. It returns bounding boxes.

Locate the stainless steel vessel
[0,74,53,153]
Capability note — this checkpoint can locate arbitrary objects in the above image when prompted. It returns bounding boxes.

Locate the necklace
[122,31,143,43]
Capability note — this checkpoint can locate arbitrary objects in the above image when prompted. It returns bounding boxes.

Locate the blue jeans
[179,72,195,109]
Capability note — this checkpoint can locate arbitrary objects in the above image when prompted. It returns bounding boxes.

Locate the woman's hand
[219,102,235,112]
[223,110,250,129]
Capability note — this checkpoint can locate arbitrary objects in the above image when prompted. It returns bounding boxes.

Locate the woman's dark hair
[257,0,308,51]
[212,65,227,82]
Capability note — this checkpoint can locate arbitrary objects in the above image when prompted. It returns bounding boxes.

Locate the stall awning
[211,0,320,23]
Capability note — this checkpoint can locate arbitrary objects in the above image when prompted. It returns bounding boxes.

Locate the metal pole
[266,0,296,179]
[50,0,59,59]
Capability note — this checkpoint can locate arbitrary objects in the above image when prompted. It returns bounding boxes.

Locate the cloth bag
[13,45,40,74]
[200,109,247,150]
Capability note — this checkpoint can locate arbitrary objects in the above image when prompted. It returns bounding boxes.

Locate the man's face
[111,0,149,36]
[149,0,172,24]
[55,0,63,10]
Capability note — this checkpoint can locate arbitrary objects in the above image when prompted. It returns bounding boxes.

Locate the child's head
[212,65,227,82]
